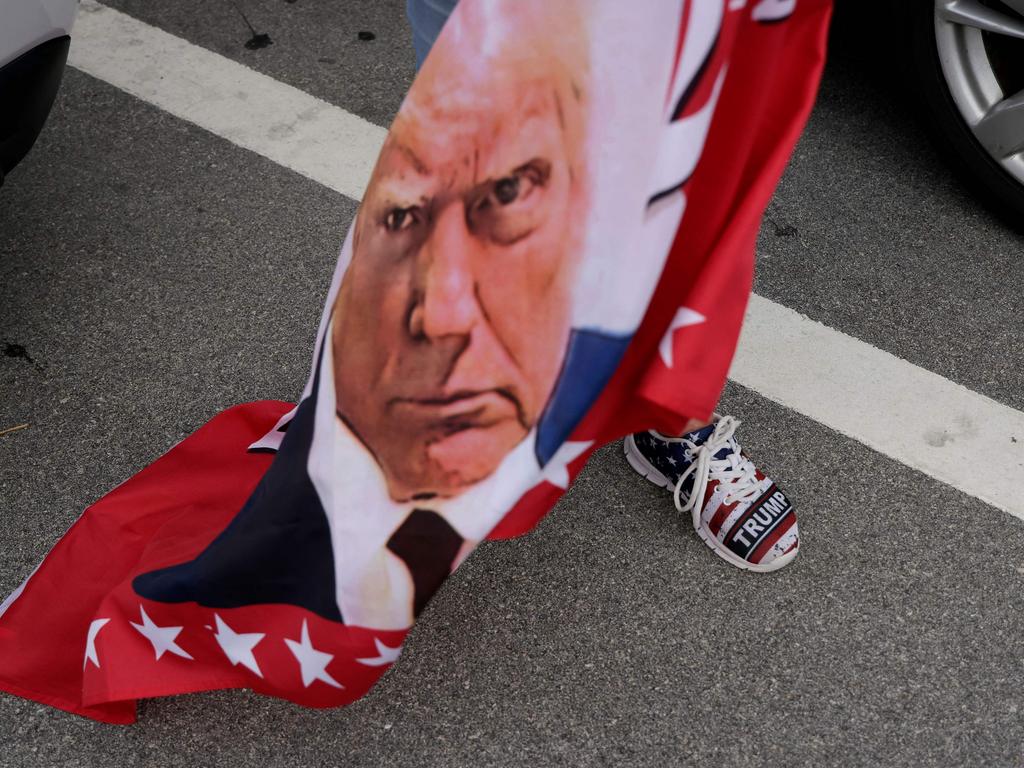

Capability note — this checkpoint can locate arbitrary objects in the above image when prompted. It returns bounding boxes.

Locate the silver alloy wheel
[935,0,1024,191]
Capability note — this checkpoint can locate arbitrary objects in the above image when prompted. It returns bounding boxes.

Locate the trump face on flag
[332,1,589,502]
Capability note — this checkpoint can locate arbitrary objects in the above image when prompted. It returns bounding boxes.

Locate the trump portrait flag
[0,0,831,723]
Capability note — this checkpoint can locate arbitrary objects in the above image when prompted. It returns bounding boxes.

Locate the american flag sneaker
[623,416,798,572]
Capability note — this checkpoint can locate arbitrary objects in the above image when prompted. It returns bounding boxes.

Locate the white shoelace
[672,416,763,523]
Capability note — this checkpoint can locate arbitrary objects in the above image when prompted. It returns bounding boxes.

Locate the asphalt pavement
[2,2,1024,767]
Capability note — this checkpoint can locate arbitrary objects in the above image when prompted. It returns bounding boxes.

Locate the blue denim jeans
[406,0,459,69]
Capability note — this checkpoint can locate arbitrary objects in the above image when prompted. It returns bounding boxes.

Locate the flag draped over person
[0,0,831,724]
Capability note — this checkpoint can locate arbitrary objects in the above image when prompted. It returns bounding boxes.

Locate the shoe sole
[623,434,798,573]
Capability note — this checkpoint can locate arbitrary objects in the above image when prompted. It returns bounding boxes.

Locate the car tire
[908,0,1024,231]
[0,35,70,184]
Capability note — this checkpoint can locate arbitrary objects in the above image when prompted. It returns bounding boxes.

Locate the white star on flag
[83,618,110,669]
[130,605,194,661]
[285,619,343,689]
[658,306,706,368]
[541,440,594,489]
[213,614,265,678]
[356,638,403,667]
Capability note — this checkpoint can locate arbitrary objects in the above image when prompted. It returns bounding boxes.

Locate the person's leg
[406,0,460,69]
[681,417,711,434]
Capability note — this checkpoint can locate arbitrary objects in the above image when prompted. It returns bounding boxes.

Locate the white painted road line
[731,296,1024,517]
[69,1,387,202]
[69,3,1024,519]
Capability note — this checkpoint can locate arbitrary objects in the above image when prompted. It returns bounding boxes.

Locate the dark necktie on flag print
[0,0,831,724]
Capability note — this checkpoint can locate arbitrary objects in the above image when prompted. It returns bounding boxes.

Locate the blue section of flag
[535,328,633,466]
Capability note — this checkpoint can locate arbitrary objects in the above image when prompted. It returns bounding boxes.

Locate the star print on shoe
[624,416,798,572]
